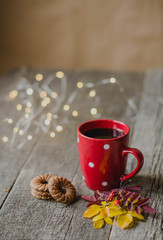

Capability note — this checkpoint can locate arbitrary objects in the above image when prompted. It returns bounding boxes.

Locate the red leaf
[86,201,102,208]
[96,190,103,197]
[125,186,141,191]
[135,206,141,214]
[137,198,150,207]
[128,202,133,211]
[142,205,156,213]
[81,195,96,202]
[130,193,141,203]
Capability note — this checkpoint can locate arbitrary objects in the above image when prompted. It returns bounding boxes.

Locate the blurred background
[0,0,163,77]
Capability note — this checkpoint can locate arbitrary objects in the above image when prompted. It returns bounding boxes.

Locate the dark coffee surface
[83,128,125,139]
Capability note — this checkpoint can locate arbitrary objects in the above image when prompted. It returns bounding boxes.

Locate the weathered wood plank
[109,70,163,240]
[0,69,143,240]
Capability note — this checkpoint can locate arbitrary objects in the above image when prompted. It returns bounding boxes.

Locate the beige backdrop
[0,0,163,76]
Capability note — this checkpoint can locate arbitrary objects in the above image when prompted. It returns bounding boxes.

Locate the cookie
[48,176,76,204]
[30,174,53,192]
[31,188,53,200]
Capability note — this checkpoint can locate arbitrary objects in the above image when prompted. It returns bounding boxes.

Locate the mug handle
[120,147,144,181]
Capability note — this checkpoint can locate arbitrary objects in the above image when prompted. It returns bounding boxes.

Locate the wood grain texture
[0,68,149,240]
[110,70,163,240]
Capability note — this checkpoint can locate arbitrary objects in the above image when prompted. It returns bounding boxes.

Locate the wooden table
[0,68,162,240]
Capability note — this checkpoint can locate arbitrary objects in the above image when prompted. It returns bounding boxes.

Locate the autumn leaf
[83,205,101,218]
[108,207,127,218]
[104,217,113,225]
[92,214,104,222]
[129,209,145,220]
[100,207,110,218]
[117,213,133,229]
[82,195,96,202]
[94,219,105,229]
[142,205,156,213]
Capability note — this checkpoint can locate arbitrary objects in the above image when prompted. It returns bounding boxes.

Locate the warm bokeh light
[110,77,116,83]
[19,129,24,135]
[72,110,78,117]
[27,135,33,140]
[90,108,97,115]
[9,90,18,99]
[26,88,33,95]
[50,132,55,138]
[77,82,83,88]
[8,118,13,124]
[40,91,47,98]
[89,90,96,97]
[56,125,63,132]
[63,105,70,111]
[56,71,64,78]
[51,92,58,99]
[13,127,18,133]
[36,73,43,81]
[2,136,8,142]
[16,104,22,111]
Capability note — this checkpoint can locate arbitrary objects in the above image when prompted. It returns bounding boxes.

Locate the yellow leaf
[92,214,103,222]
[101,201,107,206]
[94,219,105,229]
[129,210,145,220]
[83,205,101,218]
[100,207,110,217]
[108,208,127,217]
[117,213,133,229]
[104,217,113,225]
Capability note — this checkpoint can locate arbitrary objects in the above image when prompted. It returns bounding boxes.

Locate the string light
[9,90,18,99]
[47,113,52,120]
[25,107,31,113]
[50,132,55,138]
[2,136,8,142]
[90,108,97,115]
[40,91,47,98]
[44,97,50,104]
[7,118,13,124]
[19,129,24,135]
[26,88,33,95]
[16,104,22,111]
[44,119,50,126]
[63,105,70,111]
[51,92,58,99]
[41,100,48,107]
[72,110,78,117]
[89,90,96,97]
[77,82,83,88]
[26,102,32,107]
[56,71,64,78]
[25,114,29,119]
[110,77,116,83]
[2,72,126,151]
[13,127,18,133]
[36,74,43,81]
[27,135,32,140]
[56,125,63,132]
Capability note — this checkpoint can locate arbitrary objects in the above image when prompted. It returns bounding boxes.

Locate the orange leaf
[100,207,110,218]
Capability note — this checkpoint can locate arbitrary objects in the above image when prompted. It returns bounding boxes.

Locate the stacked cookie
[30,174,76,204]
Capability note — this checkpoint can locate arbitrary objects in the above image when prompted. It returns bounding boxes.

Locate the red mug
[77,119,144,191]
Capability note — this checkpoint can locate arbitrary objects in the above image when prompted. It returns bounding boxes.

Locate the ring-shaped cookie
[48,176,76,204]
[30,174,53,192]
[31,188,53,200]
